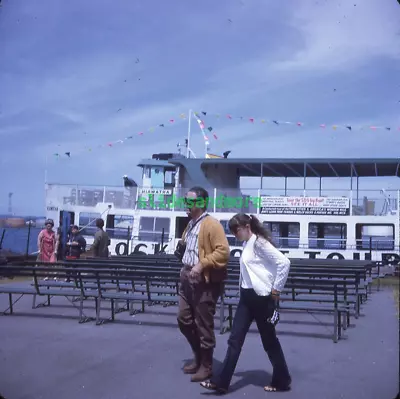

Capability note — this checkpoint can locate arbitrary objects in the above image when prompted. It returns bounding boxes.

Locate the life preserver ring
[230,249,242,257]
[326,252,345,260]
[115,242,128,256]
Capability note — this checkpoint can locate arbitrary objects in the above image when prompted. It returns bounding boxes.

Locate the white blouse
[240,234,291,296]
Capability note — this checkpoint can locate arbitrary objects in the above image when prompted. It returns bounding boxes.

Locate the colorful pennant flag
[192,111,398,131]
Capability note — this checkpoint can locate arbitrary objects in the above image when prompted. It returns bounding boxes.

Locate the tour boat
[44,115,400,264]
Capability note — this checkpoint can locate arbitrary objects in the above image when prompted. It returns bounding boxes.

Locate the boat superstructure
[45,154,400,263]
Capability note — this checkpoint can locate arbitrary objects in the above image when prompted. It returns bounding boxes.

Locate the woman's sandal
[200,381,228,394]
[264,384,291,392]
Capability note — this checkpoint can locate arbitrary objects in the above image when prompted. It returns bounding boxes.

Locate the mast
[186,109,192,158]
[44,155,48,184]
[185,109,196,158]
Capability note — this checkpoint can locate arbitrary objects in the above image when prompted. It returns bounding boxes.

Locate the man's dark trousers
[177,265,222,382]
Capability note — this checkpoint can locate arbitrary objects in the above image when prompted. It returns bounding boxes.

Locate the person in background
[56,225,63,261]
[91,218,110,258]
[200,213,291,394]
[37,219,58,281]
[66,225,86,259]
[177,186,230,383]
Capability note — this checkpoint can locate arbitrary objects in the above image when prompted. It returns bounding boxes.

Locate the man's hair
[71,225,79,230]
[188,186,209,210]
[95,218,104,228]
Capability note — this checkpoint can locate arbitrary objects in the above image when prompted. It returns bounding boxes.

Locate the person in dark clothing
[56,226,63,261]
[66,225,86,259]
[91,218,110,258]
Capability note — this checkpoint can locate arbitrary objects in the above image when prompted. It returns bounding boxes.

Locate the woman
[37,219,58,280]
[200,213,292,394]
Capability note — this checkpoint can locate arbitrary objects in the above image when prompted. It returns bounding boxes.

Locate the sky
[0,0,399,215]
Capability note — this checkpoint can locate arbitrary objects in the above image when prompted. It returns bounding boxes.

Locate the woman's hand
[271,289,280,301]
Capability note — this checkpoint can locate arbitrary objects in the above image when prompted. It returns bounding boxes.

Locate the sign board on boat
[260,196,350,216]
[138,188,172,195]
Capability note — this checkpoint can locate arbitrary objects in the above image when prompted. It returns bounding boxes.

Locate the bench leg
[3,293,26,315]
[111,299,115,321]
[228,306,233,330]
[342,312,347,330]
[130,299,145,315]
[96,298,102,325]
[79,294,84,322]
[8,293,13,314]
[333,309,339,343]
[219,301,225,334]
[355,296,360,319]
[337,311,342,339]
[4,293,14,315]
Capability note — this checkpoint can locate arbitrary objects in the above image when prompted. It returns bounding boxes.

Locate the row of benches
[0,257,377,342]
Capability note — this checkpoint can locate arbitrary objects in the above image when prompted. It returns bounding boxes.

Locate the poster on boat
[260,196,350,216]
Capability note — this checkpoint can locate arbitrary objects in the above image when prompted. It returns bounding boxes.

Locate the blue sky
[0,0,399,215]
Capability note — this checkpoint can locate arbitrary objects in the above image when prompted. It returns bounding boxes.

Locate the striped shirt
[182,213,209,267]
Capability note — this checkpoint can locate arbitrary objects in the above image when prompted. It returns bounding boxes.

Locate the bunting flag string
[52,109,399,158]
[52,112,189,158]
[192,111,399,132]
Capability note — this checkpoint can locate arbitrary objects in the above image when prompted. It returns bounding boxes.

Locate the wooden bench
[0,262,368,343]
[0,265,97,323]
[220,276,360,343]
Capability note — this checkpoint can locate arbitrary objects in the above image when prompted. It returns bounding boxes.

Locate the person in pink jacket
[37,219,58,280]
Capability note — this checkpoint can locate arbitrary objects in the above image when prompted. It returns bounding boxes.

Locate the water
[0,227,41,255]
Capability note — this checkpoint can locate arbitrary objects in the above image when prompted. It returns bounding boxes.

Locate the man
[177,186,230,382]
[91,218,110,258]
[64,225,87,282]
[66,225,87,259]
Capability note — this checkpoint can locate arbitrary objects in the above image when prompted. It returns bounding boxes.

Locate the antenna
[8,192,13,214]
[186,109,192,158]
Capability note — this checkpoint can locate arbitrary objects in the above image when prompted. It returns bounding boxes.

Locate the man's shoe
[191,349,213,382]
[183,352,201,374]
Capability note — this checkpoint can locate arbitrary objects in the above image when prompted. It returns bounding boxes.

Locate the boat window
[175,216,190,238]
[164,170,174,185]
[355,224,394,250]
[138,216,170,242]
[263,222,300,248]
[308,223,347,250]
[144,167,151,178]
[106,215,134,239]
[77,189,104,207]
[79,212,101,236]
[220,220,244,246]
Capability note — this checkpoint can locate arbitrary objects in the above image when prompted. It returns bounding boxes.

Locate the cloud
[272,0,400,73]
[0,0,399,215]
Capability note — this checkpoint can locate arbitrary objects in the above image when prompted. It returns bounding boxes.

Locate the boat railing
[46,184,399,216]
[123,231,397,252]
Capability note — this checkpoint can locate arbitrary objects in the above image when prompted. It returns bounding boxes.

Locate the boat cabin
[45,155,400,262]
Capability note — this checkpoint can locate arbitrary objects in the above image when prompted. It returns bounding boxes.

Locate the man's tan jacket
[182,215,230,283]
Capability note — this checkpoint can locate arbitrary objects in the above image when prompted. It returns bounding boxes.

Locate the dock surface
[0,282,398,399]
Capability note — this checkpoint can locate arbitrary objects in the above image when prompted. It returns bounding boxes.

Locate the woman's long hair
[228,213,275,246]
